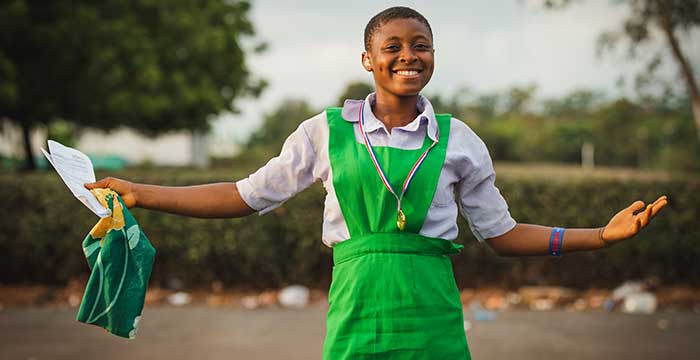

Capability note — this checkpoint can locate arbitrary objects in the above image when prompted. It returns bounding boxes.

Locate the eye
[384,44,400,52]
[414,43,431,50]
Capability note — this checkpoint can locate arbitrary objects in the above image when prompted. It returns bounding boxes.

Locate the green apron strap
[327,107,451,236]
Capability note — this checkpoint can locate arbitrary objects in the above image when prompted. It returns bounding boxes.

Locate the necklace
[357,101,439,231]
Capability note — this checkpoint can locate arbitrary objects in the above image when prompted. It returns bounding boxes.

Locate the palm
[602,195,668,246]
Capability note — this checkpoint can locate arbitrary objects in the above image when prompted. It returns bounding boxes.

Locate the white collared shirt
[236,93,517,247]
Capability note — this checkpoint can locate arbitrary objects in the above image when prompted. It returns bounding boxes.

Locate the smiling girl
[86,6,667,359]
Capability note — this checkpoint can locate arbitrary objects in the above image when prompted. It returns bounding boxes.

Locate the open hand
[85,177,138,208]
[600,195,668,247]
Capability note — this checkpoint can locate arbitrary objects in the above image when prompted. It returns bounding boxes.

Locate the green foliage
[474,117,529,162]
[0,0,265,168]
[504,84,538,114]
[1,169,697,289]
[240,83,699,172]
[591,99,645,166]
[524,120,594,163]
[428,86,700,172]
[241,83,654,173]
[46,120,79,148]
[241,99,317,167]
[542,89,606,118]
[600,0,700,49]
[335,81,374,105]
[595,0,700,143]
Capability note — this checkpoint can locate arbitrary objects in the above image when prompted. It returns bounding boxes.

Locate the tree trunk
[693,100,700,144]
[21,122,36,171]
[658,2,700,143]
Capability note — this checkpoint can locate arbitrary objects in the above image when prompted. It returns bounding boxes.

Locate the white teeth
[396,70,419,76]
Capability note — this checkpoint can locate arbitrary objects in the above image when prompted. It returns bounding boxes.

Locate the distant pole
[582,142,594,170]
[191,130,210,168]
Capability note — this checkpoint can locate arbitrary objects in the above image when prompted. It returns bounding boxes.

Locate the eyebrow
[382,35,431,43]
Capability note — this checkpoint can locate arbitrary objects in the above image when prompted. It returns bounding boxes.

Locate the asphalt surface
[2,306,699,360]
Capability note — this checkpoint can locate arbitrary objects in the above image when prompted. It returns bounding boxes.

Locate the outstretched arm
[85,177,256,218]
[486,195,668,256]
[83,116,325,219]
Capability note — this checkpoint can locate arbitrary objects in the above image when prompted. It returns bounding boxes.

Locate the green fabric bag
[76,188,155,339]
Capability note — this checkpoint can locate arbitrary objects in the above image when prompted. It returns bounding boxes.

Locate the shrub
[1,166,697,289]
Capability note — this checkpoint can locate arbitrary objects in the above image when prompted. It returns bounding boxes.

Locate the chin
[392,86,424,97]
[392,79,430,96]
[375,79,429,98]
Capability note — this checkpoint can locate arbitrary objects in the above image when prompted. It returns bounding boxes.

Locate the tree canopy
[335,81,374,106]
[241,99,316,167]
[0,0,265,169]
[596,0,700,143]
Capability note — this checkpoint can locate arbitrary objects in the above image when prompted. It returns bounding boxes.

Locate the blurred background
[1,0,699,359]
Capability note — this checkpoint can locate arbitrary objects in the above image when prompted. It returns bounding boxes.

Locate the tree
[542,89,606,118]
[470,94,501,121]
[242,99,316,165]
[595,0,700,145]
[336,81,374,106]
[504,84,538,114]
[0,0,265,170]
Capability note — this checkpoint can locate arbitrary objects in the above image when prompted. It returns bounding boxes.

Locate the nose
[399,47,418,63]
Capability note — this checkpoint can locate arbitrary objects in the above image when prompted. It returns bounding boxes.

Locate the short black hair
[364,6,433,50]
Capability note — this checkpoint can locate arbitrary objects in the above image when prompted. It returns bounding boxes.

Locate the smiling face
[362,18,435,99]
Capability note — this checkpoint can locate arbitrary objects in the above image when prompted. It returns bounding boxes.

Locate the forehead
[373,18,432,44]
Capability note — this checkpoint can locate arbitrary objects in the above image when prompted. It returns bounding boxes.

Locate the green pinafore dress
[323,107,471,359]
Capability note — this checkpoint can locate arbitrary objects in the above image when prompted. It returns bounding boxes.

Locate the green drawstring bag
[76,188,156,339]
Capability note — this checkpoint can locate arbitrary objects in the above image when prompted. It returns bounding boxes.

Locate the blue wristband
[549,227,565,256]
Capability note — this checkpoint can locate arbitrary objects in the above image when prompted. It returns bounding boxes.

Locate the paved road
[2,306,699,359]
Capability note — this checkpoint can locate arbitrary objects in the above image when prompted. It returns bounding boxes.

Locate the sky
[209,0,686,152]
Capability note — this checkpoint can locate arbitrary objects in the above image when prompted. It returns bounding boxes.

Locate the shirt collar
[340,92,439,142]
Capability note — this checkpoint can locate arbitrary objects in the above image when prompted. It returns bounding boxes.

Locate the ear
[361,52,372,72]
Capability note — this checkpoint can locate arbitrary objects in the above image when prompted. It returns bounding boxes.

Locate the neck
[372,91,420,133]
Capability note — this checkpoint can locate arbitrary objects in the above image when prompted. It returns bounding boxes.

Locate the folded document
[42,140,111,217]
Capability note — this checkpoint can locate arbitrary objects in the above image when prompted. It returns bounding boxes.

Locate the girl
[86,6,667,359]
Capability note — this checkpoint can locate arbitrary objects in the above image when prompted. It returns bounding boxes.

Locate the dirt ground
[1,306,699,360]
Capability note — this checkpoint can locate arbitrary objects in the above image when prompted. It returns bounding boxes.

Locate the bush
[1,166,697,289]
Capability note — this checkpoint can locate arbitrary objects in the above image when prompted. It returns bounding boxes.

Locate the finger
[650,199,668,218]
[639,204,653,227]
[626,200,645,215]
[649,195,666,208]
[85,178,109,189]
[654,195,668,203]
[633,216,642,234]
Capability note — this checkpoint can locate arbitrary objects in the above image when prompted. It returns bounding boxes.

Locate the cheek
[424,66,434,79]
[422,57,435,78]
[375,63,389,75]
[422,55,435,69]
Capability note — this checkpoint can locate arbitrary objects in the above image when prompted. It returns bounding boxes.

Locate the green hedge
[1,167,698,289]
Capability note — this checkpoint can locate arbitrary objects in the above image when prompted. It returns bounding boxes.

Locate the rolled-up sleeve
[236,119,318,215]
[456,136,516,242]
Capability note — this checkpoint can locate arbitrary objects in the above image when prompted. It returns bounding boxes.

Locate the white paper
[42,140,111,218]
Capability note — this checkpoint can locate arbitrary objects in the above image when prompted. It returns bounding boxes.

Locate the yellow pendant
[397,209,406,231]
